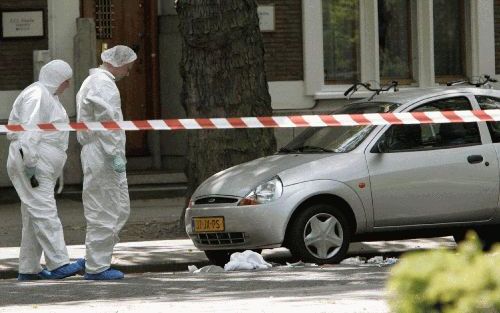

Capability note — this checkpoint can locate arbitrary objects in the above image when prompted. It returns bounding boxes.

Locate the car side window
[377,97,481,152]
[476,96,500,143]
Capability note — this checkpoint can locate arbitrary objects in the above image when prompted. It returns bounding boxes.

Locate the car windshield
[280,102,401,154]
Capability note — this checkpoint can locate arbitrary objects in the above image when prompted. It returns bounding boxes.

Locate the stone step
[0,172,188,204]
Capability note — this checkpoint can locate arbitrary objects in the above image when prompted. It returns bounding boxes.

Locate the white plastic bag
[224,250,272,271]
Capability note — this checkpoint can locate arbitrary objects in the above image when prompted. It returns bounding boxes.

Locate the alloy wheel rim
[303,213,343,259]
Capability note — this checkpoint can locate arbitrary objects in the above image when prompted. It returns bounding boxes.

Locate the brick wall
[258,0,303,81]
[0,0,48,91]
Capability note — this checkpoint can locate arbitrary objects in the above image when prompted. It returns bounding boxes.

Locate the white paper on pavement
[188,265,225,274]
[341,256,398,266]
[285,261,318,267]
[367,256,398,265]
[224,250,273,271]
[340,256,366,265]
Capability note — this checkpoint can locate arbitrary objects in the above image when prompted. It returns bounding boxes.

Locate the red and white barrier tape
[1,110,500,133]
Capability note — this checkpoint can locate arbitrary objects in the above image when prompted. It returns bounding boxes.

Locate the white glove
[112,155,126,173]
[24,166,37,180]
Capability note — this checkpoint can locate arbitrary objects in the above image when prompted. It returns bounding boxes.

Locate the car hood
[193,154,334,198]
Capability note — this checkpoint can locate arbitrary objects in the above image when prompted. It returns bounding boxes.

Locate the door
[366,96,498,227]
[81,0,159,156]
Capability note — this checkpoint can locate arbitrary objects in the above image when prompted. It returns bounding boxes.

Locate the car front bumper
[185,199,290,251]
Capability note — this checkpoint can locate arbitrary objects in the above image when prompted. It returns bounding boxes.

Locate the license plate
[193,217,225,232]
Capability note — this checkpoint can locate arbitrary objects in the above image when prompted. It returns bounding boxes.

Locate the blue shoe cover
[50,261,82,279]
[38,269,52,279]
[75,258,86,272]
[17,269,52,281]
[84,268,124,280]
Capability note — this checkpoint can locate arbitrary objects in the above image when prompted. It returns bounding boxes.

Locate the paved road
[0,265,391,313]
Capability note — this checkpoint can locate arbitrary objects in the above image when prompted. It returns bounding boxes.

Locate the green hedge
[387,232,500,313]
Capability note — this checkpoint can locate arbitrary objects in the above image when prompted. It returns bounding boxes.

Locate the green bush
[387,232,500,313]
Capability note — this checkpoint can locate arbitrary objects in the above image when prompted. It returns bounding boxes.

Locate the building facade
[0,0,498,187]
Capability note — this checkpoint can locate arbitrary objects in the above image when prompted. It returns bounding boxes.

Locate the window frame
[305,0,494,98]
[433,0,467,83]
[322,0,361,84]
[371,96,483,154]
[378,0,414,84]
[475,95,500,143]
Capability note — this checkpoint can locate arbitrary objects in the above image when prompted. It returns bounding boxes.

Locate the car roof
[355,86,491,105]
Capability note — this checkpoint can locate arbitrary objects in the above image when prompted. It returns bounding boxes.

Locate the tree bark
[176,0,277,223]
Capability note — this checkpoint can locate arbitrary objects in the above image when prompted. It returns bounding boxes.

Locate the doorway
[80,0,160,157]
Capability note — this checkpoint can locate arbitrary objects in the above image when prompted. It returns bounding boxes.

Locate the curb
[0,260,211,280]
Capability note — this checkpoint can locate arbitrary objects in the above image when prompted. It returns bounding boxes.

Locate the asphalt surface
[0,193,457,280]
[0,265,391,313]
[0,192,459,312]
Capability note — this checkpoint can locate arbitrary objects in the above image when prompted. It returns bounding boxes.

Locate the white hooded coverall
[6,60,72,273]
[76,68,131,274]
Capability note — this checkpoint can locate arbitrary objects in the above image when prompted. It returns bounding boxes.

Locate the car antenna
[344,81,399,101]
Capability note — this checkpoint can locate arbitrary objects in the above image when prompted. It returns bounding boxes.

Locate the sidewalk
[0,189,457,279]
[0,237,456,279]
[0,239,209,279]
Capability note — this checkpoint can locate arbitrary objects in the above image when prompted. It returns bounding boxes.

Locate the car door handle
[467,155,483,164]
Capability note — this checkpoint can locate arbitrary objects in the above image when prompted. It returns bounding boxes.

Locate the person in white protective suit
[6,60,85,281]
[76,45,137,280]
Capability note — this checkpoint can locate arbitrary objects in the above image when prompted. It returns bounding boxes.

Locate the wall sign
[258,5,275,32]
[1,10,44,38]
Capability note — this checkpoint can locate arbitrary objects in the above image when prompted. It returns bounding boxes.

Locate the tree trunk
[176,0,277,224]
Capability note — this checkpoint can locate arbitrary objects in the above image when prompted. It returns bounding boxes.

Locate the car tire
[204,250,235,267]
[204,249,263,267]
[287,203,351,264]
[453,227,499,251]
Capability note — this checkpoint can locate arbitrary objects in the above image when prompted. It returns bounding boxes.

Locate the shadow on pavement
[0,266,389,307]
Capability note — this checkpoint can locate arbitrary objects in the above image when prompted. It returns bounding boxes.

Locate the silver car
[185,87,500,265]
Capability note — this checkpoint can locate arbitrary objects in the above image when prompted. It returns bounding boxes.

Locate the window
[433,0,466,81]
[315,0,473,91]
[495,0,500,74]
[282,102,400,153]
[95,0,114,39]
[322,0,360,83]
[378,97,481,152]
[476,96,500,143]
[378,0,412,82]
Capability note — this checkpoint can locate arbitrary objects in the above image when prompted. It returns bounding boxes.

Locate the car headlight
[239,177,283,206]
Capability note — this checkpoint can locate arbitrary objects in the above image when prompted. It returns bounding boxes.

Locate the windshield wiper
[278,146,334,153]
[278,146,333,153]
[295,146,334,153]
[278,147,299,153]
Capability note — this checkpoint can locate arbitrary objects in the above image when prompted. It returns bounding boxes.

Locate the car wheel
[204,250,235,267]
[453,227,499,251]
[204,249,263,267]
[287,204,351,264]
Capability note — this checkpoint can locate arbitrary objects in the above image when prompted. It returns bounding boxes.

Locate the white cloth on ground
[224,250,272,271]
